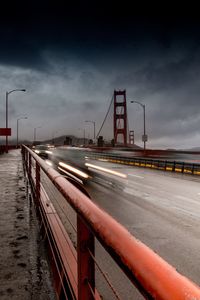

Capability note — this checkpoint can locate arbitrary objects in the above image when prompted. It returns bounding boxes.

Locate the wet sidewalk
[0,150,55,300]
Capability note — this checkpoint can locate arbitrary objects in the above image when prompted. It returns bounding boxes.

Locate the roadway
[46,147,200,299]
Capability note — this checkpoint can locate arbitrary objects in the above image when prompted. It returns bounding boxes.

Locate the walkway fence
[22,145,200,299]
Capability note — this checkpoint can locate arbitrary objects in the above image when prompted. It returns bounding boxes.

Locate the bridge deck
[0,149,55,300]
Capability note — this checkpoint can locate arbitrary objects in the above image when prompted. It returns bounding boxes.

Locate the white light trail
[58,167,83,184]
[85,163,127,178]
[58,162,89,179]
[45,150,53,154]
[45,160,53,166]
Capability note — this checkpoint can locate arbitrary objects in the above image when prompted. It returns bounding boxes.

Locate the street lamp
[5,89,26,153]
[17,117,28,148]
[34,126,42,144]
[130,100,147,151]
[85,120,96,141]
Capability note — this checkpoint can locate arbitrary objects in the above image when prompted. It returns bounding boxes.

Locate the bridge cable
[96,95,114,138]
[127,113,130,144]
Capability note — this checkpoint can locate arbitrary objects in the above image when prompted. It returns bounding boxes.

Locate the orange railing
[22,145,200,299]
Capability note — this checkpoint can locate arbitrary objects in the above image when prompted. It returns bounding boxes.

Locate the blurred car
[32,144,54,158]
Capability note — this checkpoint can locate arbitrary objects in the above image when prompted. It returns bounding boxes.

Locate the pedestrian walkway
[0,149,55,300]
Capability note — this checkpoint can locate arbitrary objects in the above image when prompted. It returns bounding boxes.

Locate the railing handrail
[23,145,200,299]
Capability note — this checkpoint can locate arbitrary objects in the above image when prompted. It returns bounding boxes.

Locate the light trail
[85,163,127,178]
[59,162,89,179]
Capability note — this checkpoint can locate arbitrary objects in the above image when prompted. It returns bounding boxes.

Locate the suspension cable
[96,95,114,138]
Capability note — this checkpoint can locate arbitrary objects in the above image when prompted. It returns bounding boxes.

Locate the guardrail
[22,145,200,299]
[89,152,200,175]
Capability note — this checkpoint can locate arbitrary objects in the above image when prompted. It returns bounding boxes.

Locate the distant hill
[44,135,90,146]
[44,135,142,149]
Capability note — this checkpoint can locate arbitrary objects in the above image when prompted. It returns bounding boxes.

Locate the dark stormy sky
[0,2,200,149]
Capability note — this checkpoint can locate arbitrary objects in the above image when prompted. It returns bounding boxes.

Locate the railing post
[182,162,185,173]
[24,149,28,172]
[35,161,40,202]
[157,160,159,169]
[77,215,95,300]
[28,152,32,178]
[192,164,195,174]
[21,145,24,160]
[22,146,27,175]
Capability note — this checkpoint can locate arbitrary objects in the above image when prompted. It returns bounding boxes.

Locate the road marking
[174,195,200,206]
[128,181,156,190]
[124,187,143,197]
[128,174,144,179]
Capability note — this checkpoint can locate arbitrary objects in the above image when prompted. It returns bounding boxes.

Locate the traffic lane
[85,158,200,221]
[50,147,90,168]
[124,168,200,221]
[47,153,200,228]
[84,161,200,287]
[45,154,200,288]
[47,151,200,226]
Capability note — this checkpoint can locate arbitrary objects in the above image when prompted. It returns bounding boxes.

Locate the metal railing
[22,145,200,299]
[89,152,200,175]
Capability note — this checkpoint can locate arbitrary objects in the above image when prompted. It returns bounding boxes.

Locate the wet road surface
[46,147,200,299]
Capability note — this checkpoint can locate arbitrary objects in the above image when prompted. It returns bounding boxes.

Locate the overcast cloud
[0,4,200,149]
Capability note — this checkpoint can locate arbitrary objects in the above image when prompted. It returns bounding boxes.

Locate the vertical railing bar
[77,215,95,300]
[28,151,32,179]
[192,164,195,174]
[35,160,41,205]
[88,248,122,300]
[87,281,96,299]
[182,162,185,173]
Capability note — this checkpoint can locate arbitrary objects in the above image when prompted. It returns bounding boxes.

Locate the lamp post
[5,89,26,153]
[130,100,147,151]
[85,120,96,141]
[34,126,41,144]
[17,117,28,148]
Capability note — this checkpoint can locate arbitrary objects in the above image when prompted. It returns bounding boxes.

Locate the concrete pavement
[0,149,55,300]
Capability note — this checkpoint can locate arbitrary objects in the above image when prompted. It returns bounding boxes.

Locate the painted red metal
[28,152,32,178]
[113,90,127,146]
[129,130,134,145]
[77,216,95,300]
[24,148,101,300]
[23,145,200,299]
[35,162,40,203]
[0,128,11,136]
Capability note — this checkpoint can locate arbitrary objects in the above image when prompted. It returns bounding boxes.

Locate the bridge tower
[129,130,134,145]
[113,90,127,146]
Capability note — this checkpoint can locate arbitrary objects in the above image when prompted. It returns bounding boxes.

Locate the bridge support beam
[113,90,127,146]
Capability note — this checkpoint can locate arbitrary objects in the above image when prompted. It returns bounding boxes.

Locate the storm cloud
[0,3,200,149]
